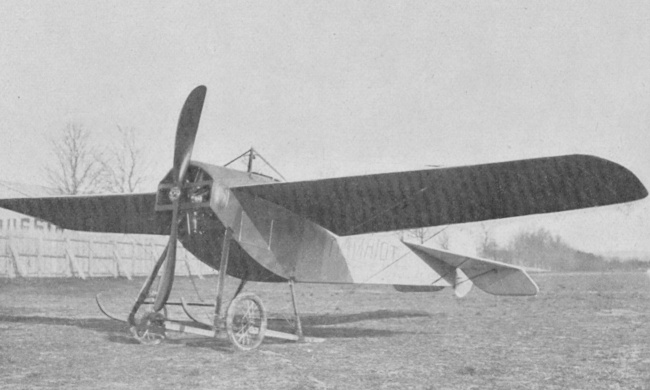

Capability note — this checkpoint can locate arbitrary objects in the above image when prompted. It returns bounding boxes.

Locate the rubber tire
[226,293,267,351]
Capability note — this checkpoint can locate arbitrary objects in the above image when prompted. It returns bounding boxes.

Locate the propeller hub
[169,186,181,202]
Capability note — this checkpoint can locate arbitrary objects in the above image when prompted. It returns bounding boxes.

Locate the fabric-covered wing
[403,241,539,296]
[232,154,647,236]
[0,193,170,235]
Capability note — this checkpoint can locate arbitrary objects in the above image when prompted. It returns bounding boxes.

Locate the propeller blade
[152,212,178,311]
[152,86,207,312]
[127,245,169,325]
[173,85,207,184]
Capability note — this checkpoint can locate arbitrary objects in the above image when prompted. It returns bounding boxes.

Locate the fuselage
[164,161,451,288]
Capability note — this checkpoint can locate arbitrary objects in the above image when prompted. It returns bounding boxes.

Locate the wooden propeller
[152,85,207,312]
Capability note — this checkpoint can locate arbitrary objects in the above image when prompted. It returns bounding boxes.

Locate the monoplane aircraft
[0,86,646,350]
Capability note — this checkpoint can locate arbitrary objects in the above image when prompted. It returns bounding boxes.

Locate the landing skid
[180,297,211,327]
[180,294,324,345]
[96,291,324,350]
[95,293,126,322]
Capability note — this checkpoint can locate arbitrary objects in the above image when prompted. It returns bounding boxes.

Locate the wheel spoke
[226,293,267,351]
[242,301,254,322]
[236,327,249,344]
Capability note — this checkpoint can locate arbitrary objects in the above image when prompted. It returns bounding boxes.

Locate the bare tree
[431,229,450,249]
[406,227,430,244]
[46,123,150,195]
[398,226,450,248]
[46,123,108,195]
[477,223,496,259]
[101,125,149,193]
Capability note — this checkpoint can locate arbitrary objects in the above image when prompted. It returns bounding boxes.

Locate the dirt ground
[1,272,649,389]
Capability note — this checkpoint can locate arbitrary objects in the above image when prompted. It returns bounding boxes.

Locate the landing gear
[97,227,323,350]
[226,293,267,351]
[288,278,304,341]
[131,311,166,345]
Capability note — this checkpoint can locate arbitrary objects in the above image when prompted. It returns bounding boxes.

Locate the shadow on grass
[296,309,431,326]
[0,314,236,352]
[105,333,235,353]
[0,315,126,333]
[264,309,430,341]
[0,309,429,349]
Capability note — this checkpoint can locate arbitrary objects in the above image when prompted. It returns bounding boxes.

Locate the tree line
[401,226,648,272]
[480,228,648,272]
[45,123,149,194]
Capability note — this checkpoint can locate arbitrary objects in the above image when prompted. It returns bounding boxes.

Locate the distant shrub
[480,228,646,272]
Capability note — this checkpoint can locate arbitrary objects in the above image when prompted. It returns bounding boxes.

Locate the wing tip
[571,154,648,203]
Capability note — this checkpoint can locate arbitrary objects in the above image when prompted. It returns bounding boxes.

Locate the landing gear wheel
[130,311,166,345]
[226,293,267,351]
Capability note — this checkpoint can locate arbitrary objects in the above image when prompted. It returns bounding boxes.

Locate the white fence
[0,231,217,279]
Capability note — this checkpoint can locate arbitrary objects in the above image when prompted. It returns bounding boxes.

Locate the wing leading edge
[0,155,645,237]
[232,154,647,236]
[0,193,170,235]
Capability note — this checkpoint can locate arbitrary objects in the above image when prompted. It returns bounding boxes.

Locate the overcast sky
[1,1,649,255]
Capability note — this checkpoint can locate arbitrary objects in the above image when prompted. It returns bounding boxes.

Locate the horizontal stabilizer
[403,241,539,296]
[0,193,170,235]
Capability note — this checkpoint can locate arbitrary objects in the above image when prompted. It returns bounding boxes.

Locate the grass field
[1,272,649,389]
